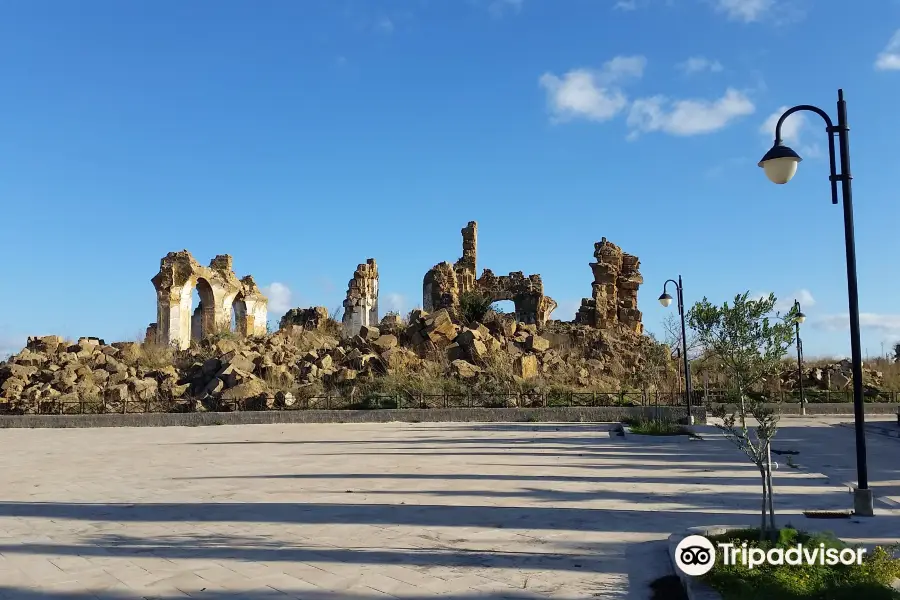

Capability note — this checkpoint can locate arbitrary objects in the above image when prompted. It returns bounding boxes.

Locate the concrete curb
[0,406,706,429]
[668,526,730,600]
[708,403,900,416]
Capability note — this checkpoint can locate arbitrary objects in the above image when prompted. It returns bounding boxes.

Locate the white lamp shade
[659,295,673,307]
[762,156,800,185]
[796,313,806,324]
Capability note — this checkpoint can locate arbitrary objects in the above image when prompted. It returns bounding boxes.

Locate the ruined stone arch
[148,251,268,349]
[422,221,558,325]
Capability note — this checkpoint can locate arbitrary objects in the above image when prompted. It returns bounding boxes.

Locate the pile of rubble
[779,359,885,393]
[0,307,651,414]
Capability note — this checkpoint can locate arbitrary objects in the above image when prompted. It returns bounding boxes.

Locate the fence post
[703,372,709,406]
[122,398,127,414]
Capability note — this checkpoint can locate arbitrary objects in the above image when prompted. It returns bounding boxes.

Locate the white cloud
[539,55,646,123]
[814,313,900,335]
[759,106,822,159]
[614,0,638,10]
[627,88,754,138]
[774,289,815,312]
[262,282,293,315]
[794,289,816,308]
[375,16,394,34]
[677,56,724,74]
[875,30,900,71]
[0,332,26,360]
[735,290,814,313]
[713,0,773,22]
[381,292,407,315]
[760,105,804,146]
[553,300,582,321]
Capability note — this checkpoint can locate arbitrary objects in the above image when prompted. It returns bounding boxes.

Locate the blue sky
[2,0,899,360]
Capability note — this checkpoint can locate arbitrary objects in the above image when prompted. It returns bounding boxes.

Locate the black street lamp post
[794,300,806,416]
[758,89,873,517]
[659,276,693,424]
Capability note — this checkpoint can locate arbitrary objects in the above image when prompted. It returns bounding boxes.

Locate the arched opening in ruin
[189,278,216,342]
[231,293,247,336]
[490,299,516,318]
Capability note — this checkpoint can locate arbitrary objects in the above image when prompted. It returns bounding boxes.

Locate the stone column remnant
[342,259,379,337]
[454,221,478,295]
[574,238,643,333]
[149,250,268,349]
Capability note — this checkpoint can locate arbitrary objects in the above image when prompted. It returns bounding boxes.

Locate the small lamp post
[659,276,693,424]
[758,89,873,517]
[794,300,806,416]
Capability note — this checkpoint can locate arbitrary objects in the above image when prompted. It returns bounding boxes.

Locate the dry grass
[133,342,175,370]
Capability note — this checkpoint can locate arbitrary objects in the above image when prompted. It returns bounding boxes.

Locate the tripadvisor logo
[674,534,866,576]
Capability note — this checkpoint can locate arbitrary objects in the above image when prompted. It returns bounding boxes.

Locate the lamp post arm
[775,104,841,205]
[662,279,679,291]
[662,279,681,314]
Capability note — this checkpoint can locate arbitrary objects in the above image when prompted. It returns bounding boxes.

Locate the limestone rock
[221,378,267,401]
[279,306,329,331]
[424,309,457,345]
[359,326,381,342]
[381,347,418,371]
[526,335,550,353]
[0,363,37,381]
[372,334,398,352]
[450,359,481,379]
[514,355,539,379]
[332,368,358,383]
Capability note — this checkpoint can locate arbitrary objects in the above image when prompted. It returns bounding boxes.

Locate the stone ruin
[342,259,379,337]
[279,306,330,331]
[574,238,643,333]
[423,221,558,325]
[148,251,268,350]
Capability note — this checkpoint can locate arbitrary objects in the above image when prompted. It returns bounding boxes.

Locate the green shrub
[622,416,691,436]
[458,290,496,325]
[702,528,900,599]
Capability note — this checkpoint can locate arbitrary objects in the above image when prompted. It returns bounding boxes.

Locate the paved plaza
[0,417,898,599]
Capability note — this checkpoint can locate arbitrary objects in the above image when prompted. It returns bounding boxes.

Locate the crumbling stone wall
[422,221,557,325]
[574,238,643,333]
[279,306,330,331]
[149,251,268,350]
[423,262,459,314]
[342,259,379,337]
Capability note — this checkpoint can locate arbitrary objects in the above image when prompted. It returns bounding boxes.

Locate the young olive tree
[687,292,799,539]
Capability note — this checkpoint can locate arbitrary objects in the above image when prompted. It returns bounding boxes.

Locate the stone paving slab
[0,421,898,599]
